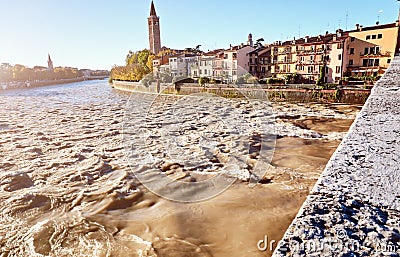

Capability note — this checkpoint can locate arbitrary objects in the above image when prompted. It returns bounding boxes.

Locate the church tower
[148,1,161,55]
[47,54,54,71]
[247,33,253,47]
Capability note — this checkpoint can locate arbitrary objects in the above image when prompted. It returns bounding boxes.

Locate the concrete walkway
[273,57,400,256]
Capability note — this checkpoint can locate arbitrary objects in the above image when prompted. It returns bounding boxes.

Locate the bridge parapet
[273,57,400,256]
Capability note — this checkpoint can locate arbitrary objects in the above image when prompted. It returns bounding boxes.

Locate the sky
[0,0,399,70]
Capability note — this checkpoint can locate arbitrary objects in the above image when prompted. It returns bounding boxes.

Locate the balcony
[297,49,327,56]
[360,51,391,58]
[278,49,294,55]
[297,60,319,65]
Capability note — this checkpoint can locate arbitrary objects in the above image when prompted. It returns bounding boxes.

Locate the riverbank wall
[272,57,400,256]
[112,80,369,104]
[1,77,108,91]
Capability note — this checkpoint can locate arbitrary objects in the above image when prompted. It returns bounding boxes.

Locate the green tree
[113,49,156,81]
[316,66,325,86]
[198,77,209,87]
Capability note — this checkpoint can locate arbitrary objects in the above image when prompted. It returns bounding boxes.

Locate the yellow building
[271,40,298,77]
[344,21,400,76]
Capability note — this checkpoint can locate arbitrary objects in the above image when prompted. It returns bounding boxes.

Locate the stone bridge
[272,57,400,256]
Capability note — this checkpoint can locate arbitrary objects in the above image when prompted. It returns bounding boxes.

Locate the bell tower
[47,54,53,71]
[148,1,161,55]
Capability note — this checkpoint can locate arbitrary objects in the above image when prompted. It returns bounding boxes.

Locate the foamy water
[0,80,360,256]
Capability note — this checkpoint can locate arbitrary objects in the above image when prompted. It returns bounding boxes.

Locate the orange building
[343,21,400,77]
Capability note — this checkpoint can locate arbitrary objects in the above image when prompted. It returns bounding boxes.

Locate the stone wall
[272,57,400,256]
[112,81,369,104]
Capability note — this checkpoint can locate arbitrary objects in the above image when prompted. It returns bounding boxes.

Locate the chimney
[359,25,363,31]
[326,31,329,35]
[305,36,309,43]
[356,24,360,30]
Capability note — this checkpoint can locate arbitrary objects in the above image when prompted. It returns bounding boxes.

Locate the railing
[278,50,294,54]
[360,51,391,57]
[297,49,327,55]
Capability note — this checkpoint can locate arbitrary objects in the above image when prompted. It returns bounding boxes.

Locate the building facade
[248,46,272,79]
[248,19,399,84]
[344,22,400,77]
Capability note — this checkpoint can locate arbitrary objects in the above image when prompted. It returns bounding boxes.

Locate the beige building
[223,45,255,82]
[344,22,400,77]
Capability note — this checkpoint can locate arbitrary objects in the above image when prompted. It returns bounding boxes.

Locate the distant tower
[247,33,253,47]
[47,54,53,71]
[148,1,161,55]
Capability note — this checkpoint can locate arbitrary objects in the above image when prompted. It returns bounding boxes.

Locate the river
[0,80,360,257]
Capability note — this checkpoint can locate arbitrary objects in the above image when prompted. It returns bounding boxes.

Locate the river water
[0,80,360,257]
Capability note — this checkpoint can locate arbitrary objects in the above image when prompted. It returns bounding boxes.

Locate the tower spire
[47,54,53,71]
[150,1,157,16]
[148,1,161,54]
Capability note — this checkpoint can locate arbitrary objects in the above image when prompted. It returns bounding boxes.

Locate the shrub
[267,77,285,84]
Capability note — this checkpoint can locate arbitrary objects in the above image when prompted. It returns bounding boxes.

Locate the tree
[235,76,245,85]
[198,77,209,87]
[255,38,265,48]
[0,63,12,83]
[112,49,156,81]
[316,66,325,86]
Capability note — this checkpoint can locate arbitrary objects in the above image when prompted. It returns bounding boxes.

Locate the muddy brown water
[0,81,359,257]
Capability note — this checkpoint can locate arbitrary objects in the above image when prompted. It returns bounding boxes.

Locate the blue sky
[0,0,399,70]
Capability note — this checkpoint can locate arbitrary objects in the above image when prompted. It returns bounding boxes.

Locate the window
[349,60,354,66]
[368,59,374,66]
[350,48,355,55]
[370,47,375,54]
[351,37,355,42]
[363,59,368,67]
[336,66,341,73]
[326,55,330,61]
[388,59,391,64]
[366,35,371,40]
[338,54,342,60]
[325,67,329,73]
[364,48,369,55]
[224,54,228,59]
[375,46,380,54]
[374,59,379,66]
[337,43,342,49]
[233,53,237,58]
[372,35,377,39]
[378,34,383,39]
